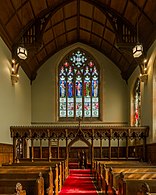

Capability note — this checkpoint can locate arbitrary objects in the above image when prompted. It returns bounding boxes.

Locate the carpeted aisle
[59,169,98,195]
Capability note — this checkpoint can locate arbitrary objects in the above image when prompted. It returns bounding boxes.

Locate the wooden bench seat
[93,161,156,194]
[0,160,68,195]
[0,173,44,195]
[108,167,156,189]
[108,171,156,195]
[0,182,26,195]
[1,158,65,165]
[0,166,55,195]
[2,159,68,182]
[7,160,64,166]
[95,160,151,168]
[93,160,152,182]
[117,178,156,195]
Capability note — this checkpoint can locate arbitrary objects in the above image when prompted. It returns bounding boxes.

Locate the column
[108,137,111,160]
[91,129,94,169]
[48,138,51,161]
[26,139,30,159]
[22,138,25,159]
[24,139,28,158]
[13,137,16,163]
[100,138,102,158]
[117,137,120,158]
[31,138,34,162]
[143,136,146,161]
[126,136,128,160]
[134,137,137,158]
[65,129,69,177]
[57,139,60,158]
[40,139,42,159]
[66,137,68,161]
[16,139,20,163]
[109,129,112,160]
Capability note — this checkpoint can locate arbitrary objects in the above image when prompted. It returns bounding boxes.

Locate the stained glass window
[133,78,141,126]
[59,48,99,119]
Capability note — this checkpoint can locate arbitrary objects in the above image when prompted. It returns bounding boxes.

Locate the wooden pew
[7,158,65,164]
[15,182,26,195]
[92,161,108,194]
[0,166,55,195]
[1,169,53,195]
[98,160,147,166]
[137,182,152,195]
[113,172,156,195]
[0,160,67,195]
[4,159,69,185]
[0,182,26,195]
[0,172,44,195]
[108,167,156,191]
[94,161,156,195]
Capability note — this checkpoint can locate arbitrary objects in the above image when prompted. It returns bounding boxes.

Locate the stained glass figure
[92,79,98,97]
[133,78,141,126]
[60,80,66,98]
[84,78,90,97]
[76,80,82,97]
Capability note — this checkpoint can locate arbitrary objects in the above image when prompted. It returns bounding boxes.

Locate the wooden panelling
[0,143,13,165]
[146,143,156,164]
[31,146,143,161]
[0,142,154,164]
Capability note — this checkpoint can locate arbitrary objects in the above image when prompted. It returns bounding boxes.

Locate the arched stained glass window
[59,48,99,120]
[133,78,141,126]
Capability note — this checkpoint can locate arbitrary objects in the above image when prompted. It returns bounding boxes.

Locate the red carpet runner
[59,169,98,195]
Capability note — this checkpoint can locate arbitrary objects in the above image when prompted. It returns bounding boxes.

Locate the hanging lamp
[133,12,143,58]
[17,0,27,60]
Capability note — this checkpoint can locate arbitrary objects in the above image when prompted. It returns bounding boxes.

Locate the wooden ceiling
[0,0,156,82]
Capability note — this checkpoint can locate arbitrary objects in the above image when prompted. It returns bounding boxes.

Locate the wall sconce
[139,58,148,83]
[11,59,20,85]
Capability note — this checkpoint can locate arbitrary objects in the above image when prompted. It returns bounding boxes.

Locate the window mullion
[82,76,84,119]
[89,76,92,119]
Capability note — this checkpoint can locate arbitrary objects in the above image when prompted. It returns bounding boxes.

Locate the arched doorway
[68,137,92,169]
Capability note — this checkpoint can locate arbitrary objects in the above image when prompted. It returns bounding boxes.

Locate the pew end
[15,182,26,195]
[137,182,151,195]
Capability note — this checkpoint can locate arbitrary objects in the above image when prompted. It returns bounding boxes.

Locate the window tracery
[59,48,99,120]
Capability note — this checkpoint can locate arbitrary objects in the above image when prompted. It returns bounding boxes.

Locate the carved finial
[120,172,124,179]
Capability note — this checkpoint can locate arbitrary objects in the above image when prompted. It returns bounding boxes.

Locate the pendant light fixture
[17,0,28,60]
[133,11,143,58]
[17,45,27,60]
